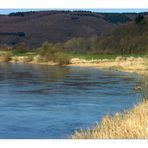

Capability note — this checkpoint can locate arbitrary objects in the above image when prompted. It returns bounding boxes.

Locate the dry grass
[72,100,148,139]
[69,56,148,75]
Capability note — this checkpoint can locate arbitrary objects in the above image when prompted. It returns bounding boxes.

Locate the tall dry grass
[72,100,148,139]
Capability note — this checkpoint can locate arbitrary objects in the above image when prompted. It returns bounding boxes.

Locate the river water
[0,63,142,138]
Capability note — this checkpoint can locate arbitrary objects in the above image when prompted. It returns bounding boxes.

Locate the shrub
[37,42,70,65]
[37,42,58,61]
[54,52,70,65]
[0,53,12,62]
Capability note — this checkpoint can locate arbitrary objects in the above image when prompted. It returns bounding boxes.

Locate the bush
[37,42,70,65]
[0,53,12,62]
[54,52,70,65]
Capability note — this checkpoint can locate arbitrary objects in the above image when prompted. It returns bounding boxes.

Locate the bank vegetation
[72,100,148,139]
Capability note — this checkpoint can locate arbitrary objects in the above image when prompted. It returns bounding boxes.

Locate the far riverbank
[1,54,147,75]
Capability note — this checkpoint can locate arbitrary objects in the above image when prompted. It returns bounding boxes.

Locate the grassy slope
[72,100,148,139]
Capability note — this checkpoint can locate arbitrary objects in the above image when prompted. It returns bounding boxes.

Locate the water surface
[0,63,142,138]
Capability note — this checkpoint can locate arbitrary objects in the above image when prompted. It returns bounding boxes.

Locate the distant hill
[0,10,147,49]
[96,15,148,54]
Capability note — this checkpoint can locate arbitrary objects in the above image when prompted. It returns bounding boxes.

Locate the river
[0,63,142,138]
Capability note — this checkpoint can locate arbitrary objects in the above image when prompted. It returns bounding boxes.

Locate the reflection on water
[0,63,142,138]
[0,63,70,83]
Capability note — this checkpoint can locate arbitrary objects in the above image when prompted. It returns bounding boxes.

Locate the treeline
[61,15,148,54]
[8,10,97,17]
[1,15,148,55]
[103,13,131,24]
[63,36,98,53]
[0,32,25,37]
[8,10,133,22]
[9,11,36,17]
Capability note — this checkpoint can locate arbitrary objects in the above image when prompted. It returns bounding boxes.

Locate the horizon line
[0,8,148,15]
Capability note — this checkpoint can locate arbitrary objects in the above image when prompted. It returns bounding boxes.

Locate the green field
[0,50,146,60]
[67,52,145,60]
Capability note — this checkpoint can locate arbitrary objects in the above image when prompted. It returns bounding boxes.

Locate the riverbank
[69,57,148,75]
[69,56,148,139]
[0,54,148,75]
[72,100,148,139]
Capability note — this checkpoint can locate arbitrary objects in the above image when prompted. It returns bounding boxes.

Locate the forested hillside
[96,15,148,54]
[0,10,142,49]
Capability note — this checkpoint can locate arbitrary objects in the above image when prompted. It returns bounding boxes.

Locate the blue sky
[0,9,148,14]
